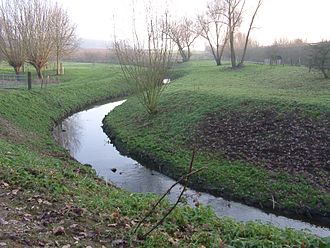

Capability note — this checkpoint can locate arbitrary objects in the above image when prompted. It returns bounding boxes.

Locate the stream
[53,100,330,237]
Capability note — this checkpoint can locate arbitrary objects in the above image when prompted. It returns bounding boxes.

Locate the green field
[105,61,330,221]
[0,62,329,247]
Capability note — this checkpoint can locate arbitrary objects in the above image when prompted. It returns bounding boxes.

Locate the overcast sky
[56,0,330,47]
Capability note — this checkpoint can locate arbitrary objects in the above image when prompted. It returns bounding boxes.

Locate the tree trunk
[229,30,236,68]
[178,47,188,62]
[215,57,221,66]
[14,66,21,75]
[14,66,21,81]
[219,35,229,66]
[36,67,43,79]
[187,45,191,61]
[207,41,221,66]
[56,46,60,75]
[321,68,329,79]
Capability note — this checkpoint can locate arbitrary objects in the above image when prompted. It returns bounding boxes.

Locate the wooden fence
[0,72,60,89]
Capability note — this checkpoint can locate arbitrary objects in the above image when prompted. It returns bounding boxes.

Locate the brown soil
[0,181,132,247]
[195,107,330,191]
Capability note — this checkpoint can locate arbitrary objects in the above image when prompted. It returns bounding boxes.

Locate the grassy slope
[104,61,330,222]
[0,62,328,247]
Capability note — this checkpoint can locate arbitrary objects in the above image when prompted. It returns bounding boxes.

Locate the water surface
[53,100,330,237]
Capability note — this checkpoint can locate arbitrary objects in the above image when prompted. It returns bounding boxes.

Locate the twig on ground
[134,149,207,239]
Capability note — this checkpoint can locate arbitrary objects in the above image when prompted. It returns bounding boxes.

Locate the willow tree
[115,12,173,115]
[0,0,77,79]
[15,0,56,79]
[0,0,25,75]
[52,3,78,75]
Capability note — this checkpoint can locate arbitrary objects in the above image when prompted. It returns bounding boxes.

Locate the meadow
[0,62,329,247]
[105,61,330,223]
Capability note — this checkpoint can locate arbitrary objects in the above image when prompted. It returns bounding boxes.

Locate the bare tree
[197,0,228,66]
[165,20,187,61]
[180,18,200,61]
[17,0,57,79]
[238,0,262,67]
[166,17,199,62]
[0,0,25,75]
[308,41,330,79]
[223,0,245,68]
[114,12,173,115]
[52,3,78,75]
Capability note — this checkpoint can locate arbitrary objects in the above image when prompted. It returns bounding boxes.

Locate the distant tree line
[64,49,118,64]
[0,0,78,79]
[242,38,307,65]
[237,38,330,79]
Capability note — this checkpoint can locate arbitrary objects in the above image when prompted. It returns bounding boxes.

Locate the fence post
[60,63,64,75]
[28,72,32,90]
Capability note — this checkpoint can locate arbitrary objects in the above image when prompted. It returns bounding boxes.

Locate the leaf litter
[195,107,330,192]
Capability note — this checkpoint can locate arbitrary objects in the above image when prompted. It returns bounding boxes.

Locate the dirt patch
[0,117,36,144]
[0,181,133,247]
[195,107,330,191]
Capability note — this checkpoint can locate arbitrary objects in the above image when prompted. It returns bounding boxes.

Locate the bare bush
[114,12,173,115]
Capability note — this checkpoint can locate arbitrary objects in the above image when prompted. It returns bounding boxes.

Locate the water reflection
[54,115,82,155]
[53,100,330,237]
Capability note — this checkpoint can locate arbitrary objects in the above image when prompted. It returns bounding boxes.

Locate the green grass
[0,62,329,247]
[105,61,330,219]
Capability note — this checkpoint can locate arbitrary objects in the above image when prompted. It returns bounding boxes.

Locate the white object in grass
[162,78,171,84]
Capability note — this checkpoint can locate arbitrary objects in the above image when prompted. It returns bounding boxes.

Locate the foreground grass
[0,62,328,247]
[104,61,330,224]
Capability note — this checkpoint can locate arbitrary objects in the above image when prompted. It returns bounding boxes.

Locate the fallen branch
[134,149,207,239]
[134,149,196,233]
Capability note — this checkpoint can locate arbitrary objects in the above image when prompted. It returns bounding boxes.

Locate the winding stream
[53,100,330,237]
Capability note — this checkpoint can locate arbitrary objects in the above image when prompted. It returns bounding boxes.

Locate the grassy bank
[0,62,328,247]
[104,61,330,225]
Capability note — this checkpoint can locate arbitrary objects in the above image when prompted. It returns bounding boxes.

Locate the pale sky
[56,0,330,47]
